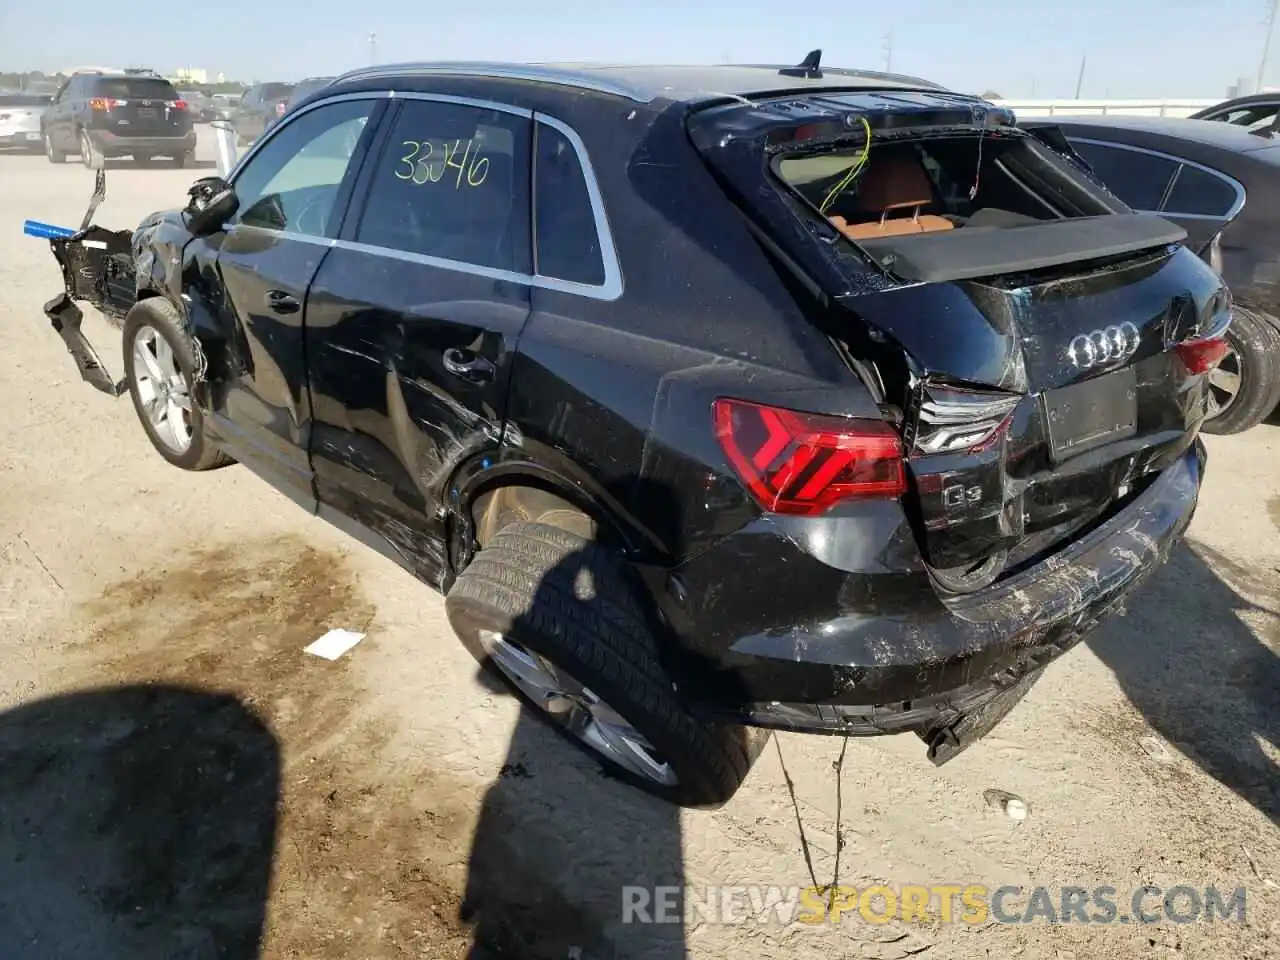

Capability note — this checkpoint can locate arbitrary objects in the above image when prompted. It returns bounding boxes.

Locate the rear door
[189,94,386,507]
[305,94,534,580]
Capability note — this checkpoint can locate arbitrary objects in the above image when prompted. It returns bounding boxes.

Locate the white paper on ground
[304,628,366,661]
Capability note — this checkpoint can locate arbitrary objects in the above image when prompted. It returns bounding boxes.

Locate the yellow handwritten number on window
[394,139,488,188]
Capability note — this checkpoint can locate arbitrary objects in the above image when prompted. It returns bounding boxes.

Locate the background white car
[0,93,50,152]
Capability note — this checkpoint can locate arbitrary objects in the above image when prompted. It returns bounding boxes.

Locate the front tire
[1200,306,1280,436]
[122,299,232,471]
[445,520,762,808]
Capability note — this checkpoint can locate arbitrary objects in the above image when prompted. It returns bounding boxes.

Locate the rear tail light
[904,380,1021,455]
[275,102,287,116]
[168,99,188,110]
[1176,293,1232,374]
[712,397,906,515]
[1177,336,1229,374]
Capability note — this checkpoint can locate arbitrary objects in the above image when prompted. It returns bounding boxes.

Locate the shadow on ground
[449,511,725,959]
[461,703,690,959]
[0,684,279,959]
[1088,541,1280,826]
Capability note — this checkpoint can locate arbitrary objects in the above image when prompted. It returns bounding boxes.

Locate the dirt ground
[0,130,1276,960]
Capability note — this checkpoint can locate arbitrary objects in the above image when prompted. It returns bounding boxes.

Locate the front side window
[354,98,531,273]
[534,122,605,286]
[1065,140,1177,211]
[231,98,374,237]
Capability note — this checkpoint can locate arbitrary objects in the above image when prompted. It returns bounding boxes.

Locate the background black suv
[230,81,296,145]
[41,72,196,167]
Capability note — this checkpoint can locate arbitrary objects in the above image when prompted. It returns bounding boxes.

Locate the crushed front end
[29,169,136,396]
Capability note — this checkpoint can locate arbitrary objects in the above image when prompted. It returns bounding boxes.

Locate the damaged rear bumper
[670,439,1204,761]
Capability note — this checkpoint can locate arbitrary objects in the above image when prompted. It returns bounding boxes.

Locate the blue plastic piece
[23,220,77,240]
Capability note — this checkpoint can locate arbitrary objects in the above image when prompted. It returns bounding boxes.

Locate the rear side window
[534,122,605,286]
[1066,140,1178,211]
[260,83,294,101]
[91,77,178,101]
[354,99,531,273]
[1162,165,1240,218]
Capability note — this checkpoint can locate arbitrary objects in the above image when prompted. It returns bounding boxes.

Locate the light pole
[1258,0,1278,93]
[368,32,378,67]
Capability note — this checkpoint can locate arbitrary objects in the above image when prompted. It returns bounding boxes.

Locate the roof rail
[331,61,656,102]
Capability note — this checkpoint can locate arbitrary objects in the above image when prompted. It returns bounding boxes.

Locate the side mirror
[183,177,239,237]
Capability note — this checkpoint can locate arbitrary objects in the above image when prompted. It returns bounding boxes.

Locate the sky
[0,0,1273,99]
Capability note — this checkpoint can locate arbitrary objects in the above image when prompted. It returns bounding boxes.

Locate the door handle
[264,290,300,314]
[442,347,496,383]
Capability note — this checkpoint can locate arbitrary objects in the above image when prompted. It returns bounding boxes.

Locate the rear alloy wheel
[1200,306,1280,436]
[44,131,66,163]
[446,520,764,808]
[122,300,232,471]
[79,129,99,169]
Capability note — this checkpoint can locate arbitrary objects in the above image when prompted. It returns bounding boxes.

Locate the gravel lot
[0,128,1277,960]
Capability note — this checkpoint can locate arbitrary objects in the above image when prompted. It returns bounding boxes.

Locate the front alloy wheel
[131,324,194,455]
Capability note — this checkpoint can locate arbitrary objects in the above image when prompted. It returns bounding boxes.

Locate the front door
[187,94,386,508]
[304,95,535,582]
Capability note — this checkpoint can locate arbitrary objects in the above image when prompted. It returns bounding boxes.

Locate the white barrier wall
[991,99,1223,119]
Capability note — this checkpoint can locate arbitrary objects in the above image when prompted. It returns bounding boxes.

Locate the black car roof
[331,60,949,106]
[1021,114,1280,154]
[1195,92,1280,111]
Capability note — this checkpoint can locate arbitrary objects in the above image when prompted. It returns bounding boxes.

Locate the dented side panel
[303,244,531,586]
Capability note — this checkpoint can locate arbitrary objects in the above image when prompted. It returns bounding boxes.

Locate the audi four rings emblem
[1067,322,1141,369]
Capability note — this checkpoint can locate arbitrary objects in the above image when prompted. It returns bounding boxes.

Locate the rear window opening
[91,77,180,100]
[774,131,1101,240]
[770,129,1186,283]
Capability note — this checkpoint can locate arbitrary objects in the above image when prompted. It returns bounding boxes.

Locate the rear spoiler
[858,213,1188,284]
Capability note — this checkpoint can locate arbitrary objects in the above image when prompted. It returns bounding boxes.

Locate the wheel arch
[444,448,660,576]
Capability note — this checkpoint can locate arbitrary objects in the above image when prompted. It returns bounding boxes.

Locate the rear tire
[44,131,66,163]
[170,151,194,168]
[445,520,762,808]
[122,299,233,472]
[1200,305,1280,436]
[78,129,100,169]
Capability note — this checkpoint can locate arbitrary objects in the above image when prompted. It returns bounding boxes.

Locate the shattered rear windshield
[91,78,179,100]
[773,133,1106,229]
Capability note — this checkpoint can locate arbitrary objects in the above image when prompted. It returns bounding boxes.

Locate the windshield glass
[260,83,294,101]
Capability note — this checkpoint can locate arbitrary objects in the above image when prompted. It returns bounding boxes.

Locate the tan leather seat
[829,151,954,240]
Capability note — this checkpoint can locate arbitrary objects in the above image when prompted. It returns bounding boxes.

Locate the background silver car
[0,93,50,152]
